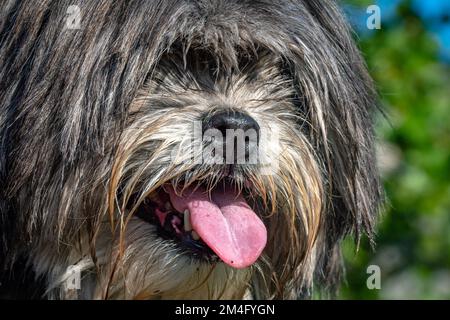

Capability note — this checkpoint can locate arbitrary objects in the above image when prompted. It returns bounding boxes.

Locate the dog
[0,0,381,299]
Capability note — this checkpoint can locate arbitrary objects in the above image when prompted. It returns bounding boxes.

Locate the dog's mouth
[134,180,267,269]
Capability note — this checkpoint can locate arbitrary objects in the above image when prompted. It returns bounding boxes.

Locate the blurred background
[338,0,450,299]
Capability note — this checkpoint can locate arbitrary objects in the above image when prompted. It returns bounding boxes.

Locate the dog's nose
[203,110,260,136]
[202,110,260,164]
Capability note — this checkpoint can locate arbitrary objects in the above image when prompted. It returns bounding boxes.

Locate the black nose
[202,110,260,136]
[202,110,260,164]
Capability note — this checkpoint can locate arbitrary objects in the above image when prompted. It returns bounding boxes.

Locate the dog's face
[0,0,381,299]
[99,51,324,299]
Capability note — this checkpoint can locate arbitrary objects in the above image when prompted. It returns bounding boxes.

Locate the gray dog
[0,0,381,299]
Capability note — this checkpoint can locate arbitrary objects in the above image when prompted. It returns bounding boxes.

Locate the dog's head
[0,0,381,299]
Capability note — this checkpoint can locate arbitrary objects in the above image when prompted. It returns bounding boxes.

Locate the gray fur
[0,0,381,299]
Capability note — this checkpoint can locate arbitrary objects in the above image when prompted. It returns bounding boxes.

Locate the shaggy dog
[0,0,381,299]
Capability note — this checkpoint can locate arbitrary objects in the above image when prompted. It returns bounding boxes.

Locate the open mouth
[134,180,267,269]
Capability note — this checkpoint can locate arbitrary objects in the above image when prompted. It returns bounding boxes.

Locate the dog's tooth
[184,209,192,231]
[191,231,200,241]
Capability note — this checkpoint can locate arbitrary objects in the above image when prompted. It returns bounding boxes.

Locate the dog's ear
[317,3,382,293]
[285,0,382,292]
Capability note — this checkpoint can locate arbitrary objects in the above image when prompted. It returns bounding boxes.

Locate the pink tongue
[167,185,267,269]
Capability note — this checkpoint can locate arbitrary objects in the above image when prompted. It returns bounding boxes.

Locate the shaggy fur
[0,0,381,299]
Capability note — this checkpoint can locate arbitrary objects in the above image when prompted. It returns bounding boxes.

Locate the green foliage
[339,2,450,299]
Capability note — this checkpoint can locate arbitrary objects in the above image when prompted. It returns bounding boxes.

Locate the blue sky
[344,0,450,63]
